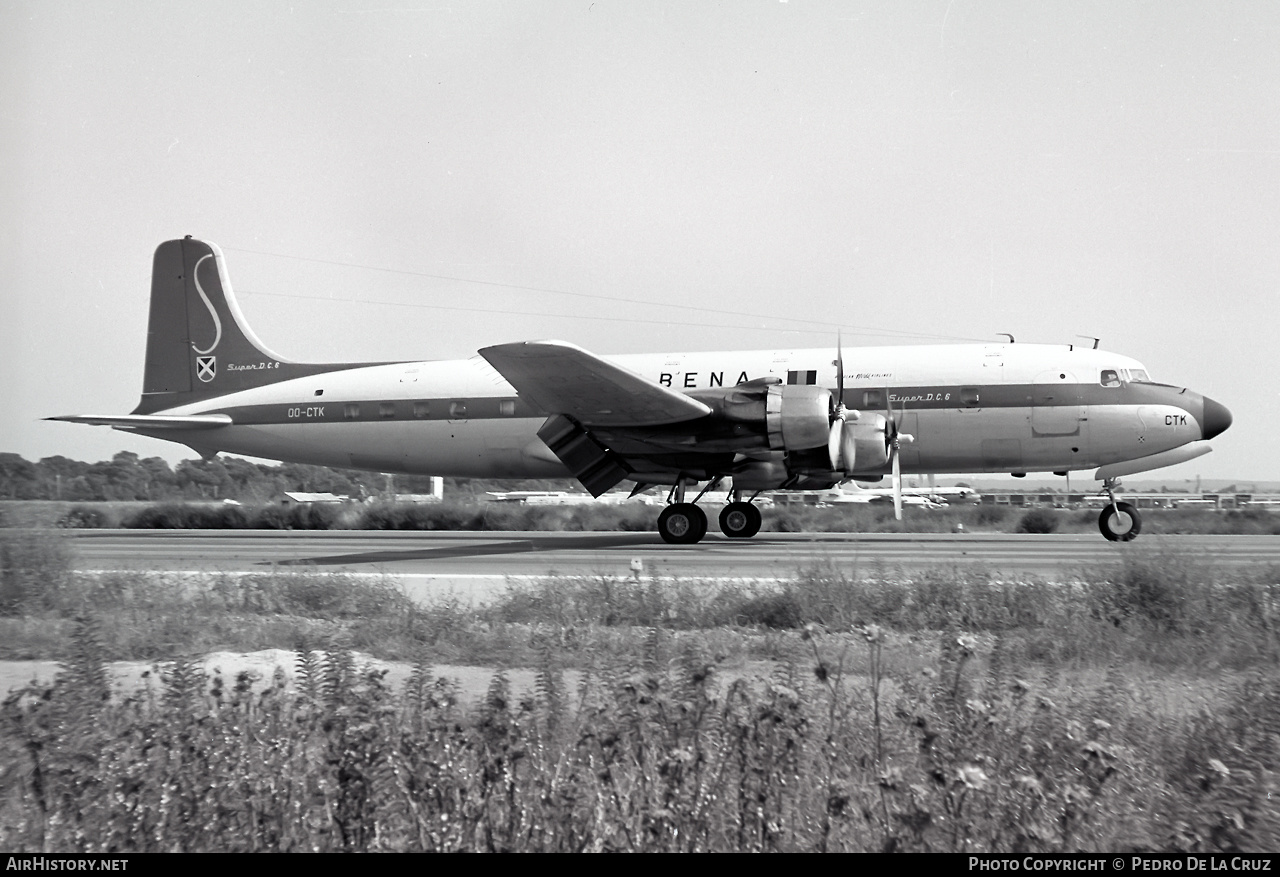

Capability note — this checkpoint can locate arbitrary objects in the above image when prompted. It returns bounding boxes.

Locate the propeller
[827,333,860,473]
[883,396,914,521]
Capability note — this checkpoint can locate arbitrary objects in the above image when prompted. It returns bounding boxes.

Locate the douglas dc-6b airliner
[51,237,1232,543]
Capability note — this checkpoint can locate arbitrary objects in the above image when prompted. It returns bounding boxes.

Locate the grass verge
[1,530,1277,851]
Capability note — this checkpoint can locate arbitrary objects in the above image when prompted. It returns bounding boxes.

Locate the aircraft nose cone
[1201,397,1232,440]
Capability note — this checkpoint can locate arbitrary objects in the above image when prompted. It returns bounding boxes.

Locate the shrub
[234,571,412,618]
[0,530,74,615]
[354,501,657,533]
[249,503,341,530]
[1091,554,1195,633]
[768,509,807,532]
[733,591,805,628]
[357,502,479,530]
[122,503,249,529]
[974,504,1008,526]
[56,505,109,529]
[1016,509,1059,534]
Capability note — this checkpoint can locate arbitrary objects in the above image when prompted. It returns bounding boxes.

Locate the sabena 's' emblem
[197,356,216,382]
[191,254,223,356]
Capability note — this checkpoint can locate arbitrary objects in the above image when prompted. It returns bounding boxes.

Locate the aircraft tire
[658,503,708,544]
[1098,501,1142,542]
[719,502,762,538]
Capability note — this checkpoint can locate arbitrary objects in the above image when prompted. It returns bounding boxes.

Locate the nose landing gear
[1098,478,1142,542]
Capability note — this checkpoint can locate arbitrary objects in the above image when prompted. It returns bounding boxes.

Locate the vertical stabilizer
[132,238,380,413]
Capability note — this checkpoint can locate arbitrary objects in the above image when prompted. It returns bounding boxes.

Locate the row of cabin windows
[341,400,518,420]
[858,389,982,408]
[334,372,1150,421]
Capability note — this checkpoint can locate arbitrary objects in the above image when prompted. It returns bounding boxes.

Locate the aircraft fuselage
[143,342,1225,482]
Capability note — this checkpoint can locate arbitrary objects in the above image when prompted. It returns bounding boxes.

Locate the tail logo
[196,355,217,382]
[191,254,224,356]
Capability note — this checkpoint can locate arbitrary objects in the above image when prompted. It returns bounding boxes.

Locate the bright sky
[3,1,1276,483]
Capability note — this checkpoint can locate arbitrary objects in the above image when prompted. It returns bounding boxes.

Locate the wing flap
[480,340,711,426]
[46,414,233,430]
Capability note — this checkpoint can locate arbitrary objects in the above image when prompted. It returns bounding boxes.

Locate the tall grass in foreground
[2,620,1276,852]
[2,530,1278,851]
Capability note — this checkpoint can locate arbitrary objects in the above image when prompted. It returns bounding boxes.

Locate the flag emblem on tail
[196,356,216,382]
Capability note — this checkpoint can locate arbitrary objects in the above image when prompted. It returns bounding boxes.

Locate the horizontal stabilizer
[46,413,233,430]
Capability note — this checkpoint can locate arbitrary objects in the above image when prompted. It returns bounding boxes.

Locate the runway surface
[66,529,1280,581]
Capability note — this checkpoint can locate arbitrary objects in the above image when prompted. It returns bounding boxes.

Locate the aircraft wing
[45,414,233,430]
[480,340,711,427]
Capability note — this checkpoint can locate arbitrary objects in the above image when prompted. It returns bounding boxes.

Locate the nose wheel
[1099,501,1141,542]
[1097,477,1142,541]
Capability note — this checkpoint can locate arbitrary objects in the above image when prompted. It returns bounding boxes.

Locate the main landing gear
[655,481,763,544]
[1098,477,1142,542]
[719,501,763,538]
[657,503,707,544]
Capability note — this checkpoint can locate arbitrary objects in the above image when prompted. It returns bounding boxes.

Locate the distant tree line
[0,452,568,503]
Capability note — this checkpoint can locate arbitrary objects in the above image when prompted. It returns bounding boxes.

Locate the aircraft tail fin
[132,238,372,414]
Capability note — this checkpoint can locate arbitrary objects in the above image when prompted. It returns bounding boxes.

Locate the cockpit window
[1100,369,1121,388]
[1128,369,1151,383]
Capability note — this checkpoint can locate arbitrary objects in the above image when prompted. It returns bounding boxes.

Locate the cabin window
[961,388,981,407]
[862,390,884,408]
[412,401,430,418]
[379,402,395,419]
[1101,369,1121,388]
[344,403,360,420]
[787,370,817,386]
[450,401,468,418]
[499,399,516,416]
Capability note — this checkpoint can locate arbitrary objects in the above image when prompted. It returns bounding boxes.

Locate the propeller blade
[827,417,860,473]
[892,446,903,521]
[828,333,862,473]
[841,422,857,473]
[836,330,845,409]
[882,393,893,446]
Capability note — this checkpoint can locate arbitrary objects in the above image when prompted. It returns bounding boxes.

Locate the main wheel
[1099,501,1141,542]
[658,503,708,544]
[719,501,762,538]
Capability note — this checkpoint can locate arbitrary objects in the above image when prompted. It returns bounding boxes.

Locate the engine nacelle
[688,380,831,453]
[786,412,892,481]
[842,413,891,474]
[765,384,832,451]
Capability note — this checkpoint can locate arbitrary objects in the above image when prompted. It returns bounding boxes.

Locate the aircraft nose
[1201,396,1232,440]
